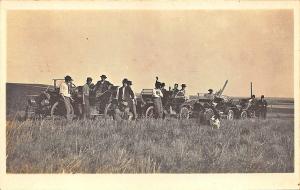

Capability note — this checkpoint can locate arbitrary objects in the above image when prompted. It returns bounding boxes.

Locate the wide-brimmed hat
[87,77,92,82]
[181,84,186,87]
[100,75,107,79]
[65,75,73,81]
[208,89,213,92]
[122,78,128,84]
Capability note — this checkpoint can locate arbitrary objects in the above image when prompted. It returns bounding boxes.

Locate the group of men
[247,94,268,119]
[59,74,268,120]
[59,74,137,120]
[152,77,188,118]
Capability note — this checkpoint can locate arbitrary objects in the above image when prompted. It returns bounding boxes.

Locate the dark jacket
[258,99,268,109]
[118,86,134,102]
[94,80,112,93]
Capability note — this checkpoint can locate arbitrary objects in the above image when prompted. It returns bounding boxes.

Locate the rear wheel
[51,102,74,120]
[249,110,256,118]
[145,106,154,119]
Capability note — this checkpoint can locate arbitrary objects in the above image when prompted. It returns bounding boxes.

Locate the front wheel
[226,109,234,120]
[179,106,190,119]
[240,110,247,120]
[51,101,74,120]
[104,103,114,120]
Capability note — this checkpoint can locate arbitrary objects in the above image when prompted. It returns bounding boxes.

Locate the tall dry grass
[6,117,293,173]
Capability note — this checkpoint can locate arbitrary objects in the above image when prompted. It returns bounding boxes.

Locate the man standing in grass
[153,82,164,118]
[258,95,268,119]
[59,75,73,120]
[116,78,133,120]
[127,80,137,120]
[82,77,92,119]
[94,74,113,113]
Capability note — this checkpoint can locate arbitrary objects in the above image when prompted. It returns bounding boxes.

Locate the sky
[7,10,294,97]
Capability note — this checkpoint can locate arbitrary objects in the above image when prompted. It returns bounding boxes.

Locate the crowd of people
[58,74,268,120]
[59,74,188,120]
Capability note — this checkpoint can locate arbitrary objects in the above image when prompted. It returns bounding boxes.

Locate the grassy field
[6,117,293,173]
[5,83,294,173]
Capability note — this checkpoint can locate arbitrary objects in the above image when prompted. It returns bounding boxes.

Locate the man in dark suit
[258,95,268,119]
[127,80,137,119]
[93,74,113,113]
[115,79,134,120]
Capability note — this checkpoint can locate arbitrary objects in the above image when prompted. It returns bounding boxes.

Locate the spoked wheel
[145,106,154,119]
[51,102,74,120]
[249,110,256,118]
[226,109,234,120]
[203,108,214,122]
[240,110,247,120]
[179,106,190,119]
[104,103,114,120]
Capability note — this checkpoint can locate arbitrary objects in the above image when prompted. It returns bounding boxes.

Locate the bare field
[6,117,294,173]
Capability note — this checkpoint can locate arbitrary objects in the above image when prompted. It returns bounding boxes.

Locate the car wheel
[179,106,190,119]
[227,109,234,120]
[145,106,154,119]
[240,110,247,120]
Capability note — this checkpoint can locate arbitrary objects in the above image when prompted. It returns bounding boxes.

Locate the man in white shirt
[82,77,92,119]
[59,75,73,120]
[152,82,164,118]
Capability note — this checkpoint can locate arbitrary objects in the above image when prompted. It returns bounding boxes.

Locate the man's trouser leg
[158,98,163,118]
[128,99,137,119]
[262,109,267,119]
[64,97,72,120]
[114,108,122,121]
[153,98,163,119]
[153,98,159,118]
[83,95,90,119]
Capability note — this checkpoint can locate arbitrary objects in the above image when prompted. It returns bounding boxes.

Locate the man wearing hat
[258,95,268,119]
[152,81,164,118]
[59,75,73,120]
[176,84,187,98]
[172,83,179,98]
[204,89,215,100]
[115,79,133,120]
[82,77,93,119]
[94,74,113,112]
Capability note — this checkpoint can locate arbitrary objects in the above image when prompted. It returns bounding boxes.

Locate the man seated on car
[204,89,215,100]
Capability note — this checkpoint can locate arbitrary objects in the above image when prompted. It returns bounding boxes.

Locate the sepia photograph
[0,1,299,190]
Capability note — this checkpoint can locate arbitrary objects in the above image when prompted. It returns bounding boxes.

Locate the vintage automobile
[178,80,240,124]
[136,88,188,119]
[25,79,79,120]
[25,79,121,120]
[236,98,258,119]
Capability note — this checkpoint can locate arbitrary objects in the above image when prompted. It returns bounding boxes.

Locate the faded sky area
[7,10,294,97]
